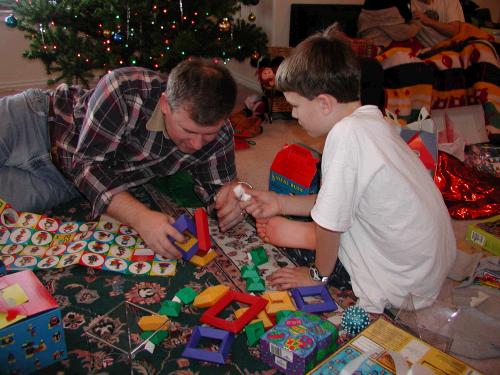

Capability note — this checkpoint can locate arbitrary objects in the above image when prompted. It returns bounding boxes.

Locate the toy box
[0,270,67,374]
[269,144,321,196]
[260,310,338,374]
[466,215,500,256]
[308,318,482,375]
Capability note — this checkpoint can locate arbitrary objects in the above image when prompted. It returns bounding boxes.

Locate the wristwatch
[309,265,329,283]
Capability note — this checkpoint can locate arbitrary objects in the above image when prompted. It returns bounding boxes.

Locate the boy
[241,27,456,313]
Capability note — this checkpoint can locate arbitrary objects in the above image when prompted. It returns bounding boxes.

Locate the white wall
[0,11,53,93]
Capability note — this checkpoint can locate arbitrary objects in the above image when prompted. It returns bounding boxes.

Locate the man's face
[160,94,223,153]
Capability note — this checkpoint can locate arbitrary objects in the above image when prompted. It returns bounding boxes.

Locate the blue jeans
[0,89,79,212]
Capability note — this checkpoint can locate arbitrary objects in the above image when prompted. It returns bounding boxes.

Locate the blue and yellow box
[260,311,337,374]
[0,269,67,374]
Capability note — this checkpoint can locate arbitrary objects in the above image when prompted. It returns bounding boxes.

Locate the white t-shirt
[411,0,465,47]
[311,105,456,313]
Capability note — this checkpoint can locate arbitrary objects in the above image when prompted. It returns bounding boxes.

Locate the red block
[194,208,211,255]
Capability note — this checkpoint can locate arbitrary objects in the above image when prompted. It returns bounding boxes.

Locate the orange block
[137,315,170,331]
[193,284,230,308]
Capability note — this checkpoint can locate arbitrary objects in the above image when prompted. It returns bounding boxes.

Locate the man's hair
[275,25,361,102]
[166,59,237,125]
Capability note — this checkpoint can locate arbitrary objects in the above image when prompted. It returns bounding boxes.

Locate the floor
[234,86,498,374]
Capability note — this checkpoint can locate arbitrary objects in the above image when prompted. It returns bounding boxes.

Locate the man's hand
[132,209,185,259]
[266,266,325,290]
[214,181,247,232]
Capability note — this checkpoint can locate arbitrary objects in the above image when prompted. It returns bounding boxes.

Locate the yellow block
[262,291,296,315]
[193,284,229,308]
[189,249,217,267]
[137,315,170,331]
[234,307,274,329]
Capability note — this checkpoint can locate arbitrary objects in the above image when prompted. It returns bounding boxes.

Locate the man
[0,59,246,259]
[411,0,465,47]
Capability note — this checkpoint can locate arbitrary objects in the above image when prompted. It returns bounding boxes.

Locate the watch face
[309,266,320,281]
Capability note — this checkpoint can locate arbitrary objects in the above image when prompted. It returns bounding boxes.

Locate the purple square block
[182,326,234,364]
[290,285,337,314]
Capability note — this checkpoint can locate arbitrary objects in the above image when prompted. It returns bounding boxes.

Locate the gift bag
[387,108,438,175]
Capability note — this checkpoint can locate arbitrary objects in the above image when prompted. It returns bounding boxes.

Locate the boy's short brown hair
[275,26,361,102]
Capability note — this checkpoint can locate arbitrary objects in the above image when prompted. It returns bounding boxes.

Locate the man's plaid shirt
[48,67,236,218]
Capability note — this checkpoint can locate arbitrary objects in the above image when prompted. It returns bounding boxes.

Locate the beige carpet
[234,86,498,374]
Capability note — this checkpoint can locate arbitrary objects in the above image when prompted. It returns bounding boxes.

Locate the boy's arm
[278,194,317,216]
[315,223,340,278]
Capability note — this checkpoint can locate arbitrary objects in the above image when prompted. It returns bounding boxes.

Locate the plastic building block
[262,291,296,315]
[159,300,182,317]
[137,315,170,331]
[169,214,199,261]
[240,263,260,279]
[200,290,268,333]
[275,309,294,324]
[249,246,268,266]
[193,284,230,308]
[245,277,266,292]
[235,307,273,330]
[182,326,234,364]
[245,320,265,346]
[194,208,211,255]
[175,287,197,305]
[140,330,169,345]
[189,248,217,267]
[290,285,337,314]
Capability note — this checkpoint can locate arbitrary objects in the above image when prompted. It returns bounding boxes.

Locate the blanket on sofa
[377,37,499,124]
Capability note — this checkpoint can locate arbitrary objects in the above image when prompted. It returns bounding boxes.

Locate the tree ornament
[248,12,256,22]
[4,14,17,28]
[103,29,112,38]
[217,17,231,33]
[250,50,261,61]
[341,306,370,336]
[113,32,124,43]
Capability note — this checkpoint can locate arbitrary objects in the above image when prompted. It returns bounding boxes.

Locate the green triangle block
[175,287,197,304]
[241,263,260,279]
[140,330,169,345]
[159,300,182,317]
[246,277,265,292]
[250,246,268,266]
[245,320,265,346]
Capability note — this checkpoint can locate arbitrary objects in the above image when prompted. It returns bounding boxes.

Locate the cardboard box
[466,215,500,256]
[308,318,482,375]
[0,270,67,374]
[260,311,338,374]
[269,144,321,196]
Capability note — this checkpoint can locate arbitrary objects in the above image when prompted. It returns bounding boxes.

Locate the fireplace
[289,4,363,47]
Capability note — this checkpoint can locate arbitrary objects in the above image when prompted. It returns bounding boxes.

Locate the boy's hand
[241,190,282,219]
[266,266,325,290]
[133,209,184,259]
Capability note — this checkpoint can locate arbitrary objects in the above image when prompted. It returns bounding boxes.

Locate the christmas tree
[7,0,267,86]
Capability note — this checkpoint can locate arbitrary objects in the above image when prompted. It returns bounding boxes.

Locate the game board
[0,198,176,276]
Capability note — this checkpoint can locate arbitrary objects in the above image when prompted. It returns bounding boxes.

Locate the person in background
[411,0,465,48]
[240,25,456,313]
[358,0,422,49]
[0,59,246,259]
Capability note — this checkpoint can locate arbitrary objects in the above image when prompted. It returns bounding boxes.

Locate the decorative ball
[217,17,231,33]
[341,306,370,336]
[112,32,124,43]
[4,14,17,28]
[248,12,256,22]
[102,29,111,38]
[250,50,261,61]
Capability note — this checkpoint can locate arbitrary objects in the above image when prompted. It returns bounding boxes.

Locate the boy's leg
[255,217,316,250]
[0,89,79,212]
